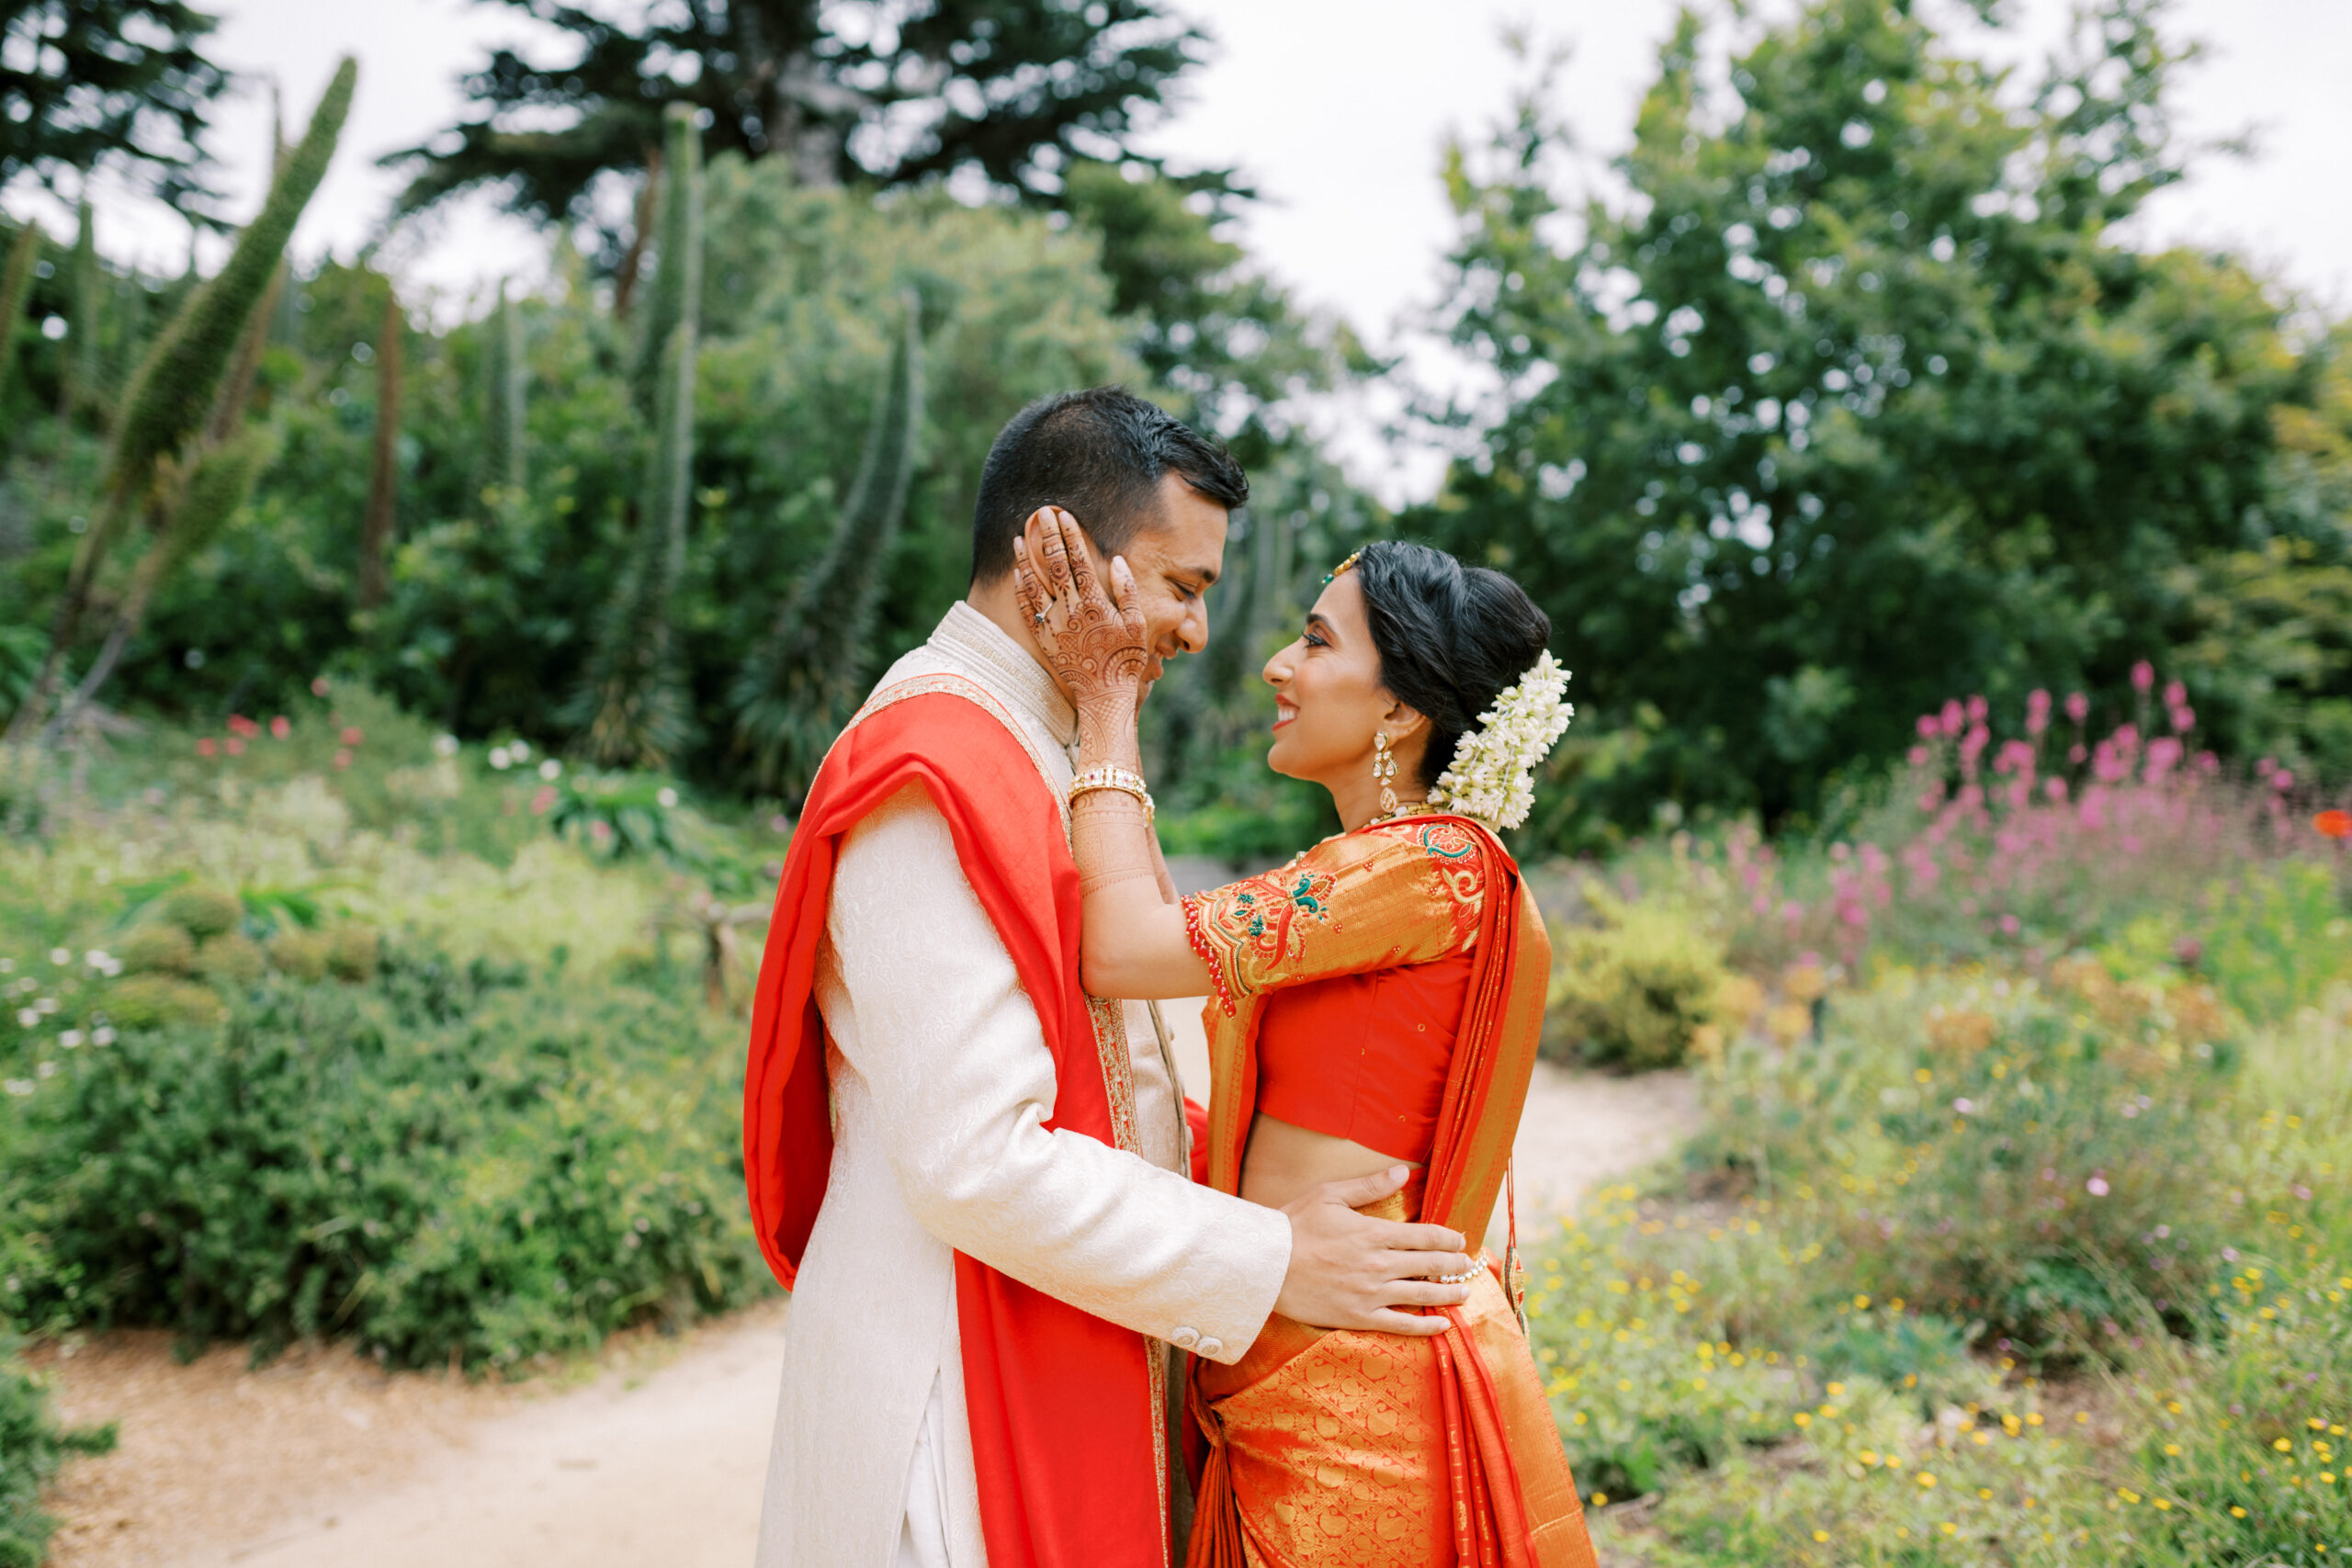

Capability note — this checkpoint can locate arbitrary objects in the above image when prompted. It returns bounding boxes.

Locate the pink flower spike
[532,785,560,816]
[1907,745,1930,768]
[1939,699,1964,737]
[2131,660,2154,693]
[340,727,364,746]
[2064,692,2089,725]
[2170,705,2194,733]
[269,716,290,739]
[2163,680,2186,708]
[2043,777,2067,802]
[2272,769,2294,791]
[311,676,332,697]
[1917,714,1939,739]
[1966,694,1988,724]
[197,737,217,758]
[2069,742,2087,764]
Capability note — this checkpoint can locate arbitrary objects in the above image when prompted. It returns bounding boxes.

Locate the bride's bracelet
[1069,764,1153,824]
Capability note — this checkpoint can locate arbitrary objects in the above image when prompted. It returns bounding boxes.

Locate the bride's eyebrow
[1304,612,1336,639]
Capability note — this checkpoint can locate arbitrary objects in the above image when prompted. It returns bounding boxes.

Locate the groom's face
[1065,472,1229,694]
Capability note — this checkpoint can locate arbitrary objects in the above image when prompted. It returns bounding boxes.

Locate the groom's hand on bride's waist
[1270,1165,1476,1337]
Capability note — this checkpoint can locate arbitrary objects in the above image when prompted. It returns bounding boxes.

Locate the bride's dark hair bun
[1351,541,1553,791]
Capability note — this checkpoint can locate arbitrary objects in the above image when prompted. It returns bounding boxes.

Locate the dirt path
[35,1032,1695,1568]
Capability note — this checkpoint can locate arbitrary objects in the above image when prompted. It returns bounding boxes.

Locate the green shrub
[325,922,379,983]
[2197,862,2352,1023]
[11,946,768,1371]
[198,931,266,987]
[102,973,219,1028]
[1545,884,1734,1069]
[160,884,243,940]
[268,928,331,980]
[119,921,197,976]
[0,1341,115,1568]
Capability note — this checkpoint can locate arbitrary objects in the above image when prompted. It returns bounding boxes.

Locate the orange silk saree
[1180,814,1599,1568]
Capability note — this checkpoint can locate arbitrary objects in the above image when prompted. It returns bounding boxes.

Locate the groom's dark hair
[970,387,1248,584]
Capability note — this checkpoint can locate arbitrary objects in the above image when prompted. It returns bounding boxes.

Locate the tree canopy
[1419,0,2334,841]
[0,0,231,209]
[387,0,1216,243]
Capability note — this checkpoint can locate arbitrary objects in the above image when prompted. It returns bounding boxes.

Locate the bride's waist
[1235,1113,1426,1213]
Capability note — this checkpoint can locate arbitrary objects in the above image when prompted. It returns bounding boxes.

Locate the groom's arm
[826,784,1287,1359]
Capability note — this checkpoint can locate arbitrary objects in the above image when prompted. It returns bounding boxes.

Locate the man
[745,388,1478,1568]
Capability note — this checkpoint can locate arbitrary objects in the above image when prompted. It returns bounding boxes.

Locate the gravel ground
[32,1012,1693,1568]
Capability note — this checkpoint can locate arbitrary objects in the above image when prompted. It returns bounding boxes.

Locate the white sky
[9,0,2348,502]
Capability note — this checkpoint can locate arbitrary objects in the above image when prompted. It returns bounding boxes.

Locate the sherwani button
[1171,1326,1200,1349]
[1196,1337,1224,1359]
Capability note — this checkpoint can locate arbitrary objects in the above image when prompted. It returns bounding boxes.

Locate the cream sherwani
[756,602,1294,1568]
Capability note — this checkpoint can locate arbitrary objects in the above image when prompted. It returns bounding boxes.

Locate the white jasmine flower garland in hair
[1425,652,1574,830]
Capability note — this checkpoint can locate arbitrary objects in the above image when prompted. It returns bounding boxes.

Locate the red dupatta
[743,682,1166,1568]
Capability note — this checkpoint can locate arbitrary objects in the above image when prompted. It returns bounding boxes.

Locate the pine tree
[573,104,702,769]
[6,55,355,743]
[732,288,925,798]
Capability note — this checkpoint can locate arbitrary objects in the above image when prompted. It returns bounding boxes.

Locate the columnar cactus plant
[732,288,927,798]
[573,103,704,769]
[7,56,356,743]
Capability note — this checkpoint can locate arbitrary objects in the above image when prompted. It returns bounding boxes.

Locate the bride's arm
[1015,512,1214,1001]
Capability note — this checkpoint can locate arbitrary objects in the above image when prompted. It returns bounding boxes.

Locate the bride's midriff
[1236,1113,1419,1213]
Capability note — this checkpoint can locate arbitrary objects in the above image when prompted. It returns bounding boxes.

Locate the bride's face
[1261,574,1425,792]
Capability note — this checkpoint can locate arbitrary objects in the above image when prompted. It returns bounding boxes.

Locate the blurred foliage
[0,1338,113,1568]
[0,0,231,214]
[1420,0,2350,845]
[1545,877,1737,1070]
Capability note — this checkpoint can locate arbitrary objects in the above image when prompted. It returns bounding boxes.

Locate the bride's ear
[1380,700,1430,745]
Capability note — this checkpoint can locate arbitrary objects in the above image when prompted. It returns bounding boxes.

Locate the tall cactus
[62,200,99,420]
[480,281,526,503]
[629,106,701,419]
[7,56,356,744]
[356,285,404,610]
[43,427,277,739]
[732,289,926,798]
[0,220,41,416]
[573,104,702,769]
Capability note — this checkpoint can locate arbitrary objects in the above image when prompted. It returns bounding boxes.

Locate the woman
[1012,516,1599,1568]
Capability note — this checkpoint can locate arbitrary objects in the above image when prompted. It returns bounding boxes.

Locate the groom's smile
[1103,470,1229,695]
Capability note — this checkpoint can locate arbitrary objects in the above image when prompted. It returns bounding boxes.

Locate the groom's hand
[1272,1165,1476,1337]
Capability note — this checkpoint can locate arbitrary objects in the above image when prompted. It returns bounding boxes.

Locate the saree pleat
[1182,818,1599,1568]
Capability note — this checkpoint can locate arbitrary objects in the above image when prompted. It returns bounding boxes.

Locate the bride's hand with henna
[1012,507,1150,728]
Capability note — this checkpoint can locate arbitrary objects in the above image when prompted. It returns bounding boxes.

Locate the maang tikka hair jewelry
[1322,548,1363,586]
[1373,731,1398,818]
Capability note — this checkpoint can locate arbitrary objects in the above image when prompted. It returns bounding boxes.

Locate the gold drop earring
[1373,732,1398,818]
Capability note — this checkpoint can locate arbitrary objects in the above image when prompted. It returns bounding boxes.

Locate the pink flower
[2086,1175,2110,1197]
[1954,1099,1975,1115]
[340,727,364,746]
[1966,694,1989,724]
[2068,742,2087,764]
[2144,737,2182,783]
[532,786,560,816]
[2112,724,2139,754]
[2065,692,2089,725]
[269,715,290,739]
[2163,680,2186,708]
[332,749,352,770]
[2043,777,2067,802]
[2197,750,2219,773]
[1999,913,2020,935]
[1907,745,1930,768]
[590,819,614,844]
[2131,660,2154,693]
[2272,769,2294,791]
[225,737,245,756]
[228,714,258,738]
[2169,705,2194,733]
[197,738,217,758]
[1939,699,1964,737]
[311,676,332,697]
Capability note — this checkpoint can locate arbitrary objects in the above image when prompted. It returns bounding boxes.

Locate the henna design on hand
[1012,507,1150,715]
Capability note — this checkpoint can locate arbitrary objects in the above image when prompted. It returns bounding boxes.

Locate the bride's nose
[1262,641,1296,688]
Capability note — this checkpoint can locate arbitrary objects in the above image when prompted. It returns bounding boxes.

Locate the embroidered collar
[929,600,1080,750]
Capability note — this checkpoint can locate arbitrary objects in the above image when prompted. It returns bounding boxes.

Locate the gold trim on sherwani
[1178,816,1600,1568]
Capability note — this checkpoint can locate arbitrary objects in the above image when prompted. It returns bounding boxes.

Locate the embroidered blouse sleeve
[1181,817,1489,1015]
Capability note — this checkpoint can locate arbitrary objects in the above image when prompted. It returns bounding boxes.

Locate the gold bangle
[1069,764,1153,824]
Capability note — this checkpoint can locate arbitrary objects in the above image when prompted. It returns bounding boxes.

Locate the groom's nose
[1170,594,1207,657]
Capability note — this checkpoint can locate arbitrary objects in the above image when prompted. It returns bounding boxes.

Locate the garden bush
[0,1341,114,1568]
[1544,881,1738,1069]
[6,944,764,1371]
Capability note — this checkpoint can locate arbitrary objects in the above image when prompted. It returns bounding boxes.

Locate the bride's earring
[1373,732,1398,818]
